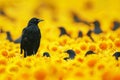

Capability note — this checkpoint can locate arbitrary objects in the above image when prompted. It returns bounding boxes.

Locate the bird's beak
[38,19,44,22]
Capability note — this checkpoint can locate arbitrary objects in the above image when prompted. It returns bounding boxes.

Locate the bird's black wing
[33,29,41,54]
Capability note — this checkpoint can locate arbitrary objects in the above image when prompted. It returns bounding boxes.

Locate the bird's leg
[33,51,35,54]
[33,51,36,55]
[20,49,23,54]
[24,51,27,57]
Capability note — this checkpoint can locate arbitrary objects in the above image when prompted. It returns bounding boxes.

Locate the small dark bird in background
[0,30,14,42]
[85,50,95,56]
[87,30,94,42]
[0,10,6,16]
[72,12,80,23]
[5,31,21,43]
[21,17,43,57]
[43,52,50,57]
[72,12,90,26]
[6,31,13,42]
[59,27,70,37]
[78,31,83,38]
[112,21,120,31]
[14,36,22,43]
[0,29,4,33]
[64,49,76,60]
[93,20,102,34]
[113,52,120,60]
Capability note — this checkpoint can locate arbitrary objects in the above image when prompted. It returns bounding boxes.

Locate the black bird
[78,31,83,38]
[6,31,13,42]
[72,12,90,26]
[14,36,22,43]
[20,18,43,57]
[113,52,120,60]
[87,30,94,42]
[6,31,21,43]
[85,50,95,56]
[1,30,21,43]
[59,27,70,37]
[64,49,76,60]
[72,12,80,23]
[112,21,120,31]
[93,21,102,34]
[43,52,50,57]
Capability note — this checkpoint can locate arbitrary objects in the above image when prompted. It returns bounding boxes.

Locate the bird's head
[28,17,44,25]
